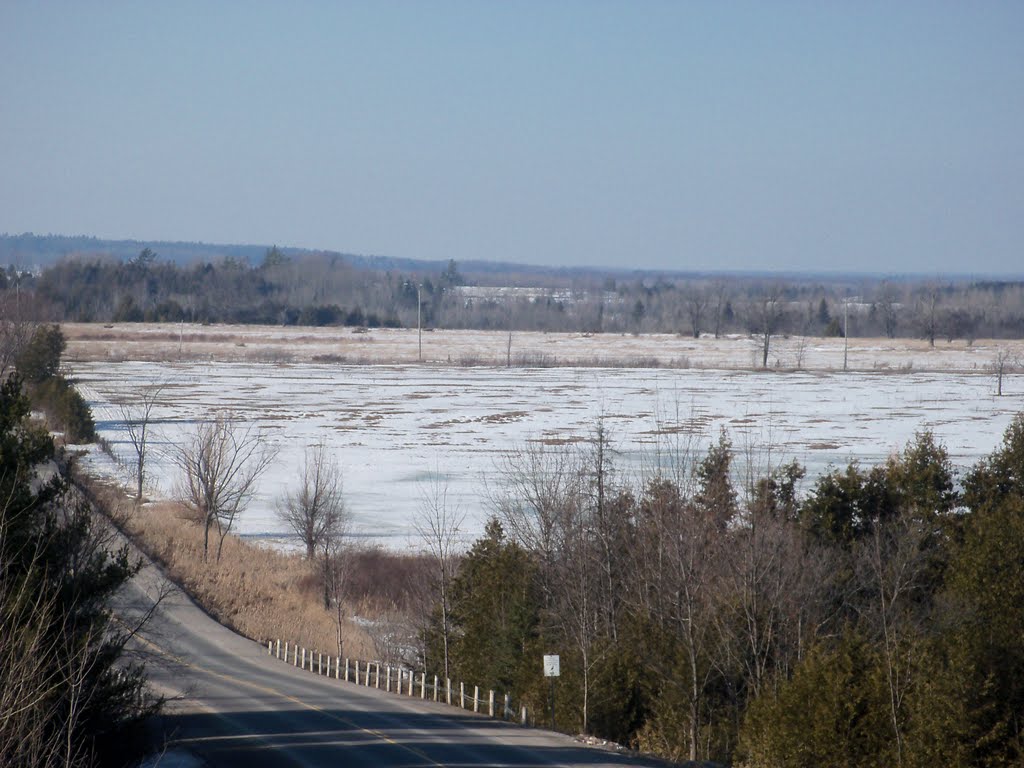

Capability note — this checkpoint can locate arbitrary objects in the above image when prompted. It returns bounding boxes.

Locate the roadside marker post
[543,654,560,731]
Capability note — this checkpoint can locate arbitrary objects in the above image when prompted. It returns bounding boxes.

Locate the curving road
[119,548,671,767]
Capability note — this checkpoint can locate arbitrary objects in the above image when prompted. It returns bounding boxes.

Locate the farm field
[63,322,1024,371]
[65,326,1023,550]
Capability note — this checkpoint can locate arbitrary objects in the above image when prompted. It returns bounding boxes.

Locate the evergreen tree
[444,518,542,696]
[740,634,893,768]
[0,376,157,766]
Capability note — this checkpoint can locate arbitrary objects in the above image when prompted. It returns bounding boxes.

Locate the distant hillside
[0,232,614,282]
[0,232,346,269]
[0,232,732,286]
[1,232,1009,285]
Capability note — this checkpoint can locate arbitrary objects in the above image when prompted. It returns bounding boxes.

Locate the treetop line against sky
[1,2,1021,275]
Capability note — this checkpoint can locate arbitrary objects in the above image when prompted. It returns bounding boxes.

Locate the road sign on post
[543,654,560,730]
[543,655,560,677]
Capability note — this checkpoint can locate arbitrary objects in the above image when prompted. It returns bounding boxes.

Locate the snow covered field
[70,357,1022,551]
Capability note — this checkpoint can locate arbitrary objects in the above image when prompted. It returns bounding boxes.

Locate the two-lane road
[121,550,670,767]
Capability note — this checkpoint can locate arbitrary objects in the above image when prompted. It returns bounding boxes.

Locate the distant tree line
[418,421,1024,766]
[6,247,1024,340]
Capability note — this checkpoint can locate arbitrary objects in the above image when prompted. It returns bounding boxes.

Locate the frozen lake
[71,361,1020,550]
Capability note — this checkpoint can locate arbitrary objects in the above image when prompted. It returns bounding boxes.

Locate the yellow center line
[136,632,446,767]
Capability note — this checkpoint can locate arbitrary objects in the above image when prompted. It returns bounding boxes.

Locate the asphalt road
[118,548,671,767]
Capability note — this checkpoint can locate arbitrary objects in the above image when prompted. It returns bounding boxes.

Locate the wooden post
[318,652,323,675]
[284,641,289,663]
[446,678,452,705]
[276,639,281,659]
[355,660,360,685]
[301,648,306,670]
[460,682,465,709]
[521,705,527,726]
[473,685,479,713]
[267,641,273,655]
[421,672,427,699]
[434,675,439,702]
[386,666,391,693]
[345,658,350,682]
[375,664,381,689]
[335,656,340,679]
[408,670,414,696]
[489,690,495,718]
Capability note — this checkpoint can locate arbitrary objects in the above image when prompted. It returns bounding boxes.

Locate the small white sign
[543,654,560,677]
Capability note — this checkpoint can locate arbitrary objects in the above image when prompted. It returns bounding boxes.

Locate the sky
[1,1,1022,274]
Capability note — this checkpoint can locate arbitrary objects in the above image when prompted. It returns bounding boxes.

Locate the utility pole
[843,298,849,371]
[506,304,513,368]
[417,284,423,363]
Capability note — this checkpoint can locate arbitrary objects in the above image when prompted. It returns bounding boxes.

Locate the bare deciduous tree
[918,283,941,348]
[0,292,36,380]
[876,282,900,339]
[633,475,725,762]
[415,471,465,681]
[992,347,1017,396]
[858,512,933,767]
[685,286,708,338]
[711,281,729,339]
[173,412,277,562]
[277,442,351,639]
[277,442,347,561]
[116,382,165,503]
[754,288,783,368]
[493,424,628,736]
[322,513,352,658]
[492,441,582,608]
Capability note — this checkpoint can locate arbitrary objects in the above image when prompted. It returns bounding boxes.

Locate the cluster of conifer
[0,375,157,767]
[424,421,1024,766]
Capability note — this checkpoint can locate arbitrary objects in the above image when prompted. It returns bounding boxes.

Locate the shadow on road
[158,706,678,768]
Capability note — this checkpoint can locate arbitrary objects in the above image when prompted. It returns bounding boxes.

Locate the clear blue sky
[1,1,1021,274]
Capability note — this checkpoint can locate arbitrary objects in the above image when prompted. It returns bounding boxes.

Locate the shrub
[33,376,96,443]
[14,323,65,383]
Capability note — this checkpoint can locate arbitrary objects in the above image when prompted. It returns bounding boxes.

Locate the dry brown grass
[80,475,377,660]
[64,321,1024,373]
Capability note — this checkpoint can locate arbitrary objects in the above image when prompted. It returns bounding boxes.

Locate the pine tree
[446,518,541,697]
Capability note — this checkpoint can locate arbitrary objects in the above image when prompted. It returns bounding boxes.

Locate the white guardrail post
[269,647,522,729]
